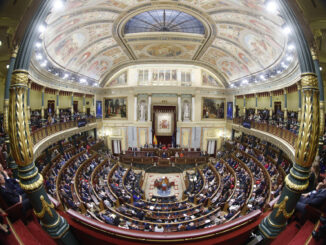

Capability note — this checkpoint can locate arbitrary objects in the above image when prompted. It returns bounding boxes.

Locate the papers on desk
[205,219,210,223]
[149,206,154,210]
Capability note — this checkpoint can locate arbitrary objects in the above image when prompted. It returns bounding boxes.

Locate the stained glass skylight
[124,9,205,34]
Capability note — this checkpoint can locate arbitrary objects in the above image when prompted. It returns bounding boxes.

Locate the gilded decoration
[284,175,309,191]
[310,46,318,61]
[34,195,55,219]
[19,174,44,191]
[295,74,319,168]
[274,196,295,219]
[320,101,325,136]
[9,70,34,167]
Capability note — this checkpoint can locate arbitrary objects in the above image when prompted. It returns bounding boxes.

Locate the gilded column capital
[55,90,60,95]
[11,45,19,58]
[310,46,319,61]
[301,73,318,89]
[41,87,45,93]
[11,70,29,86]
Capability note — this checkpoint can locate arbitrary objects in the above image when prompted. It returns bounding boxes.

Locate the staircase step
[271,221,300,245]
[305,220,326,245]
[27,220,57,245]
[12,219,42,245]
[288,220,315,245]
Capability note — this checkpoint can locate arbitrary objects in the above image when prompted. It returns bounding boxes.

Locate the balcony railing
[31,118,96,145]
[233,118,297,148]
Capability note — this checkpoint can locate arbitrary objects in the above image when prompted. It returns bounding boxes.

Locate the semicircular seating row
[38,135,289,233]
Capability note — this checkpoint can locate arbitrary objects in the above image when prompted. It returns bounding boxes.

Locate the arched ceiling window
[124,9,205,34]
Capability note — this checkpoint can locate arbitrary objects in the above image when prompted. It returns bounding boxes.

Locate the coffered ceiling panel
[31,0,295,88]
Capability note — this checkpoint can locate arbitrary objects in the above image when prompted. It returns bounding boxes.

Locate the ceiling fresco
[34,0,292,87]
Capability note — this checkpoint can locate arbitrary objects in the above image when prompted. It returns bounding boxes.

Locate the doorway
[274,102,281,115]
[73,101,78,113]
[47,100,55,116]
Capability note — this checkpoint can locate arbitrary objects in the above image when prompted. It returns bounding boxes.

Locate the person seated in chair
[0,174,31,213]
[295,180,326,220]
[162,151,168,158]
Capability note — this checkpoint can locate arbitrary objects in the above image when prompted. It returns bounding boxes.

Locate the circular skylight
[124,9,205,34]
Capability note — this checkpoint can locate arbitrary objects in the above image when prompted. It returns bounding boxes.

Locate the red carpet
[12,220,41,245]
[288,220,315,245]
[271,222,300,245]
[27,220,57,245]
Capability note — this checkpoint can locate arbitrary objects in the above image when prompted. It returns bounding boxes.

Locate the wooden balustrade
[31,118,96,145]
[64,208,262,244]
[233,118,297,147]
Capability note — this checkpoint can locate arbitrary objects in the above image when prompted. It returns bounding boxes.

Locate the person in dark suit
[296,184,326,214]
[0,174,31,213]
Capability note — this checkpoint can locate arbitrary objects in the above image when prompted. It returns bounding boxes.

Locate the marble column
[82,94,86,115]
[178,95,182,122]
[284,88,288,122]
[71,93,74,116]
[233,96,236,119]
[56,90,60,119]
[192,95,195,121]
[92,95,95,116]
[243,95,246,116]
[255,94,258,115]
[41,87,45,120]
[269,92,273,119]
[148,94,151,122]
[134,96,137,121]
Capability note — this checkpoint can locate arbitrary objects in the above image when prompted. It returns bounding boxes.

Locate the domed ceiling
[32,0,296,88]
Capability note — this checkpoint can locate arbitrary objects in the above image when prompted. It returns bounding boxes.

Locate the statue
[183,101,190,121]
[139,100,146,121]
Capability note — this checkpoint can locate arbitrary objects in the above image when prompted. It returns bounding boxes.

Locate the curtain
[207,140,216,155]
[112,140,121,154]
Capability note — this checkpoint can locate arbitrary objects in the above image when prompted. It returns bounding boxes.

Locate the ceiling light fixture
[320,67,323,71]
[6,65,9,69]
[35,42,42,48]
[53,0,64,11]
[36,53,43,60]
[282,26,291,35]
[266,1,278,13]
[288,44,295,51]
[286,56,293,61]
[0,40,2,46]
[38,24,46,33]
